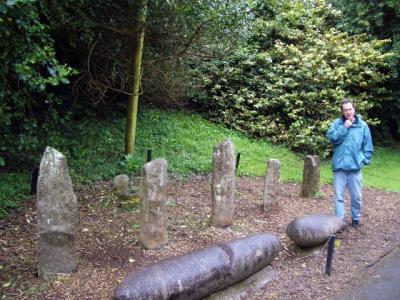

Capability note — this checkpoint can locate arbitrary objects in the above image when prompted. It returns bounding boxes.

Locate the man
[326,99,373,228]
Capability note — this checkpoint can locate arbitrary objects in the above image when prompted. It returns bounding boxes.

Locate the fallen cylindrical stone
[286,214,344,247]
[113,233,281,300]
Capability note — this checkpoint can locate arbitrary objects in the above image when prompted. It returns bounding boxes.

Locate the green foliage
[0,173,30,218]
[360,147,400,191]
[125,108,302,179]
[321,146,400,192]
[0,0,76,166]
[45,119,127,183]
[2,108,399,218]
[330,0,400,140]
[35,0,251,108]
[191,0,392,156]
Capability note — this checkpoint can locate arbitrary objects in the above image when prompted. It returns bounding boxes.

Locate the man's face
[342,102,355,120]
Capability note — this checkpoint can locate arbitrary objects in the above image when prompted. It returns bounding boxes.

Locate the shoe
[351,219,360,229]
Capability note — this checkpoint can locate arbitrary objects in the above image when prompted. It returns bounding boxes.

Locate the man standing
[326,99,373,228]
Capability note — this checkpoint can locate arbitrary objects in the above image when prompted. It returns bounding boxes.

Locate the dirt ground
[1,176,399,299]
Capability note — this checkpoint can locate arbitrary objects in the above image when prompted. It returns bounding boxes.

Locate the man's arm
[326,120,348,145]
[362,125,373,165]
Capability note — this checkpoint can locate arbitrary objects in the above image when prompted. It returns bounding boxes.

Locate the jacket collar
[340,114,362,126]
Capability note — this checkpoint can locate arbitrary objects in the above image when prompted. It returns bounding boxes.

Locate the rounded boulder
[286,213,344,247]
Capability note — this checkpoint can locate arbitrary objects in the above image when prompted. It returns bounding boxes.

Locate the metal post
[325,235,336,275]
[235,152,241,171]
[147,149,152,162]
[30,165,40,195]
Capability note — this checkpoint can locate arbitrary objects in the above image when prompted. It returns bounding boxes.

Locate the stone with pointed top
[37,147,79,278]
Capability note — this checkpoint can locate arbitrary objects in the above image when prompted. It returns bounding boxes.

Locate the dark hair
[340,98,355,110]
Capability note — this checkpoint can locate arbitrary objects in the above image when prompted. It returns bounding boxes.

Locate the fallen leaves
[0,177,399,299]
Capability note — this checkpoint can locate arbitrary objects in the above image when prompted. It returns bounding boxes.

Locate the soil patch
[1,177,399,299]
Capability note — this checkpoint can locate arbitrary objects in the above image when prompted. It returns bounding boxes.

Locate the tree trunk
[125,0,147,154]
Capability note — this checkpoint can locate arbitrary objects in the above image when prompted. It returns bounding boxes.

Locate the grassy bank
[1,107,399,217]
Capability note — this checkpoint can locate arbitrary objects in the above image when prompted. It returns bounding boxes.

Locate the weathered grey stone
[263,159,281,211]
[36,147,79,278]
[206,265,278,300]
[301,155,320,197]
[286,214,344,247]
[113,233,281,300]
[113,174,130,197]
[139,158,168,249]
[211,139,236,227]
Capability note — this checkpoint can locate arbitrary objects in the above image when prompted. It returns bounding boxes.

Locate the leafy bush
[0,173,30,218]
[191,0,392,156]
[331,0,400,141]
[0,0,76,166]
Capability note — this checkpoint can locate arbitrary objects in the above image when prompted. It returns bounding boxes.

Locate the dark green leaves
[191,0,391,156]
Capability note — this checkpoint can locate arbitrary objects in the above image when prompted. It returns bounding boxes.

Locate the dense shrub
[0,0,75,166]
[191,0,392,156]
[331,0,400,141]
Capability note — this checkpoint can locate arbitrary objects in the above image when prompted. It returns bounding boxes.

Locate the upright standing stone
[211,139,236,227]
[139,158,168,249]
[263,159,280,211]
[37,147,79,278]
[301,155,320,197]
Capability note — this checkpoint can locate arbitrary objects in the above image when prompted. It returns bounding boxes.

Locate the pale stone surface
[207,265,278,300]
[301,155,320,197]
[36,147,79,278]
[211,139,236,227]
[139,158,168,249]
[113,234,281,300]
[113,174,130,197]
[263,159,281,211]
[286,214,344,247]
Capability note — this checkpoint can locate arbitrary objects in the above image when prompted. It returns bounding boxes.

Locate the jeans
[333,170,362,220]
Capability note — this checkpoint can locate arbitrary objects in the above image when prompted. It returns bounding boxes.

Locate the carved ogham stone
[139,158,168,249]
[263,159,281,211]
[211,139,236,227]
[301,155,320,197]
[36,147,79,278]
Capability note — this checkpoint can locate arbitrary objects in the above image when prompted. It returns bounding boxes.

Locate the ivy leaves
[0,0,77,165]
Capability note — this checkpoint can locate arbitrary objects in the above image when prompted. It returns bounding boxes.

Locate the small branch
[145,20,208,65]
[364,247,397,269]
[105,85,134,96]
[254,219,268,224]
[87,39,99,81]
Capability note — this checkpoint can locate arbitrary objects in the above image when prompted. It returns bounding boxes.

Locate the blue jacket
[326,114,373,171]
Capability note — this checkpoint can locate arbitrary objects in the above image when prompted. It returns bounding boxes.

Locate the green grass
[320,147,400,191]
[0,173,30,217]
[126,108,303,181]
[1,107,399,217]
[360,147,400,192]
[321,147,400,192]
